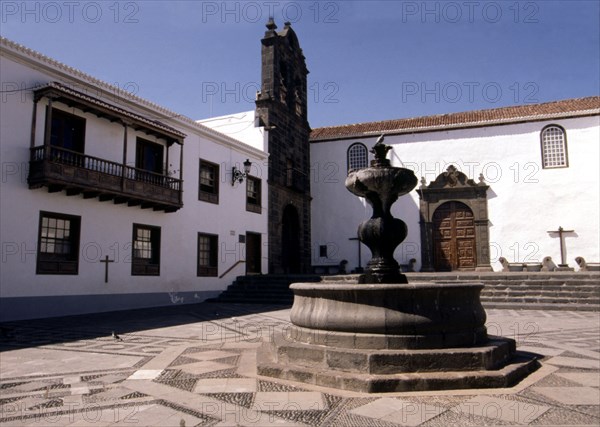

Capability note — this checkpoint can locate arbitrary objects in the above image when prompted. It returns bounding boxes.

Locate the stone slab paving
[1,304,599,426]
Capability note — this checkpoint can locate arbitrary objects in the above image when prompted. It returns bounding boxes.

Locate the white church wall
[311,116,599,272]
[198,111,268,153]
[0,44,269,320]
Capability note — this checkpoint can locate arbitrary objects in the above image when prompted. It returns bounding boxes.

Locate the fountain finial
[370,134,392,167]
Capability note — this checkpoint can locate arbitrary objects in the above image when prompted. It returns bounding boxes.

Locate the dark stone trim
[417,166,493,272]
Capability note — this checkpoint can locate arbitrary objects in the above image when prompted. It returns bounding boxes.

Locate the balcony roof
[34,82,186,145]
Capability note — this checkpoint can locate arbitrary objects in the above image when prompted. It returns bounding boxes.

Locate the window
[197,233,218,277]
[246,176,262,214]
[49,108,86,153]
[541,125,568,168]
[37,211,81,274]
[132,224,161,276]
[319,245,328,258]
[136,138,164,174]
[286,159,294,187]
[347,143,368,172]
[294,78,303,116]
[279,61,288,104]
[199,159,219,204]
[285,159,305,191]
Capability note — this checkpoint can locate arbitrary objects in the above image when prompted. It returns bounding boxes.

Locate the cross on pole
[547,226,575,266]
[99,255,114,283]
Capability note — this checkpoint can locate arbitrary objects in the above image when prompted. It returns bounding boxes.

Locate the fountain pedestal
[257,138,539,392]
[258,280,538,393]
[345,142,416,284]
[288,282,487,349]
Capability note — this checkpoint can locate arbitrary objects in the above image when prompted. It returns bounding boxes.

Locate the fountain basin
[346,167,418,200]
[289,282,487,349]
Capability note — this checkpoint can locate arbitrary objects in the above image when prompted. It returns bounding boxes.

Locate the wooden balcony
[29,146,183,212]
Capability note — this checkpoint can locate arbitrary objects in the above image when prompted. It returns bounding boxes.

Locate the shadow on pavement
[0,302,290,351]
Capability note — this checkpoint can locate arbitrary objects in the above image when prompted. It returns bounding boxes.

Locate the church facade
[310,99,600,273]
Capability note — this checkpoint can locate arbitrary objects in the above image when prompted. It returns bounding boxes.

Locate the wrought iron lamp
[232,159,252,185]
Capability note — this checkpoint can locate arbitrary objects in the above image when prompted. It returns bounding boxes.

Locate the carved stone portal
[418,165,493,272]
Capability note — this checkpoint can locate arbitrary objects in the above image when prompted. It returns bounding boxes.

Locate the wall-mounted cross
[100,255,114,283]
[547,226,575,266]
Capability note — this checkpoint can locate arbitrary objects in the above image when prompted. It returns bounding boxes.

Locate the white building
[1,28,598,322]
[0,37,269,321]
[310,99,600,273]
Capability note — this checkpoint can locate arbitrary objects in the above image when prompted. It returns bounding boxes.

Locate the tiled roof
[310,96,600,142]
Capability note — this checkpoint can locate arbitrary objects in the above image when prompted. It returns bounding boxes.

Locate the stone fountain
[258,137,539,392]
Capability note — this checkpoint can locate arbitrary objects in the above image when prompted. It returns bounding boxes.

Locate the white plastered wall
[0,48,268,316]
[310,116,600,272]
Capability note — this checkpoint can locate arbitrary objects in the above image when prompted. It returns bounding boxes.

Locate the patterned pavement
[0,304,598,426]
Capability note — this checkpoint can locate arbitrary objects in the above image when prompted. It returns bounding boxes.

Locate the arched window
[347,143,368,172]
[541,125,568,168]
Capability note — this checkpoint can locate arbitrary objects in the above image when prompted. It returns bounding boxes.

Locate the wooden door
[246,232,262,274]
[281,205,301,273]
[432,201,476,271]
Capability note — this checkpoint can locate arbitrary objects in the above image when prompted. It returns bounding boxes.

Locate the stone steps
[481,296,600,305]
[257,354,539,393]
[481,288,598,297]
[482,282,598,289]
[258,336,541,393]
[405,272,600,281]
[484,290,598,295]
[483,286,598,292]
[323,273,600,311]
[207,275,320,305]
[210,272,600,310]
[479,301,600,312]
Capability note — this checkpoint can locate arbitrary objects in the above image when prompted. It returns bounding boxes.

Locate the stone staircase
[477,275,600,311]
[210,272,600,310]
[324,272,600,311]
[207,274,322,305]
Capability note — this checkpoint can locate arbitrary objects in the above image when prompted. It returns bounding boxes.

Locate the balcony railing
[29,145,183,212]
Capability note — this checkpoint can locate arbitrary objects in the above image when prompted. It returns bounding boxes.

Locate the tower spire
[266,17,277,31]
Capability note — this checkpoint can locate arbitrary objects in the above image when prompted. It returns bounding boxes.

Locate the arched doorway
[282,204,301,273]
[432,201,476,271]
[418,165,492,272]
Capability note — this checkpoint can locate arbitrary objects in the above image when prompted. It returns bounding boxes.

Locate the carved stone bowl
[289,282,487,349]
[345,167,418,208]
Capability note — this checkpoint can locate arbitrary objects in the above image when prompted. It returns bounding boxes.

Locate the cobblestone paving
[1,304,598,426]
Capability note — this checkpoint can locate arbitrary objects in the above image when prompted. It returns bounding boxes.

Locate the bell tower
[256,19,311,274]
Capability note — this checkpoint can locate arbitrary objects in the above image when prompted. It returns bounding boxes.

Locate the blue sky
[1,1,598,128]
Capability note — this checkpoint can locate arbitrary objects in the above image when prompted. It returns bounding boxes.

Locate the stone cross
[100,255,114,283]
[547,226,575,266]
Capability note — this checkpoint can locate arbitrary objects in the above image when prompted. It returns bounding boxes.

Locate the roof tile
[310,97,600,141]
